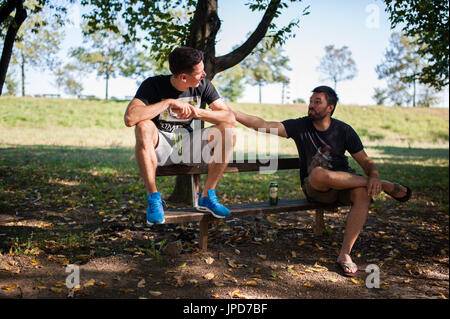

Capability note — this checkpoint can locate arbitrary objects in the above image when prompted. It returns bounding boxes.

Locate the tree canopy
[383,0,449,90]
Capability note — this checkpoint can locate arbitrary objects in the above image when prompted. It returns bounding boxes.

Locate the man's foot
[146,192,165,225]
[384,182,412,202]
[197,189,231,218]
[337,255,358,277]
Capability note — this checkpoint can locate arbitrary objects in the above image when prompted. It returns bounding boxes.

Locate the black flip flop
[385,182,412,203]
[336,261,358,277]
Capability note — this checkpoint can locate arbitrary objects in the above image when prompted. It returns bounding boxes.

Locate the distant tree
[212,64,245,102]
[317,45,358,91]
[241,38,291,103]
[10,2,64,96]
[375,33,438,107]
[383,0,449,90]
[0,0,70,95]
[292,97,305,104]
[372,88,388,105]
[119,48,169,86]
[3,72,18,95]
[54,64,83,97]
[70,24,129,100]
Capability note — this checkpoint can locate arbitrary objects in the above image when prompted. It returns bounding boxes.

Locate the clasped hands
[168,100,199,120]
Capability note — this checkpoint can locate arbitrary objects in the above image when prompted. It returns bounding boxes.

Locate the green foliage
[375,33,439,107]
[241,37,291,103]
[70,24,130,100]
[212,64,246,102]
[383,0,449,89]
[9,0,65,96]
[317,45,357,90]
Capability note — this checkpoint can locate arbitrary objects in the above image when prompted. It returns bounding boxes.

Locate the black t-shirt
[282,117,364,184]
[134,75,221,132]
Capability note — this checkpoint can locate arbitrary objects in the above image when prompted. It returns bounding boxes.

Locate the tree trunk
[21,51,25,96]
[105,72,109,100]
[169,0,284,204]
[0,0,27,96]
[258,83,262,103]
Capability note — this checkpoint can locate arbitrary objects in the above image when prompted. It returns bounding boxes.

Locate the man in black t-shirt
[124,47,236,225]
[233,86,411,277]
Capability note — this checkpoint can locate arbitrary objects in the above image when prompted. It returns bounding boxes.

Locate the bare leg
[134,120,159,194]
[202,123,236,197]
[337,187,371,273]
[308,167,407,197]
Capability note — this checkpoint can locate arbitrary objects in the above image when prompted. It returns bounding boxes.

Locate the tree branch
[0,0,27,95]
[0,0,16,25]
[214,0,281,74]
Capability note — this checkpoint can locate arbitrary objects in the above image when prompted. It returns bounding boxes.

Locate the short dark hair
[312,86,339,115]
[168,47,204,75]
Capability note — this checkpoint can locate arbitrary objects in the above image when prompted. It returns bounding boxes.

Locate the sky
[20,0,450,107]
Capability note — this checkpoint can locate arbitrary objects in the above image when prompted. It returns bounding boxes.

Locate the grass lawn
[0,96,448,299]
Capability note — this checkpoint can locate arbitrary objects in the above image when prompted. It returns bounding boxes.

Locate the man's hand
[168,100,193,119]
[367,175,382,197]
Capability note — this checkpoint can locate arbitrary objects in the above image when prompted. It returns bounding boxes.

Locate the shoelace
[148,198,167,212]
[207,194,221,207]
[198,192,221,207]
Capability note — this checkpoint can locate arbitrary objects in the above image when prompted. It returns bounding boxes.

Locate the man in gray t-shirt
[232,86,411,277]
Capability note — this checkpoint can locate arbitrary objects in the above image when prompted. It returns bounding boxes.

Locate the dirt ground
[0,198,448,300]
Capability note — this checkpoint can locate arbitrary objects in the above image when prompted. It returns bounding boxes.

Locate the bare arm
[232,109,287,138]
[351,149,382,196]
[189,98,236,126]
[124,98,192,127]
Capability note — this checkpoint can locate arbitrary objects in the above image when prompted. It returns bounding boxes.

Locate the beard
[308,109,327,121]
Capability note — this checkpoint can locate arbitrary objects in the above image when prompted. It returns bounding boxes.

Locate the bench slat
[163,199,337,224]
[156,157,300,176]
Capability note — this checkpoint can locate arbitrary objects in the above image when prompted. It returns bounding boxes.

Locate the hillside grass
[0,96,448,214]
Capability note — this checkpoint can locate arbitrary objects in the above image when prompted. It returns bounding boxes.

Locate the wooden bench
[156,158,341,250]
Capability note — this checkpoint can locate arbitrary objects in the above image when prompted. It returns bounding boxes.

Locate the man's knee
[350,187,371,206]
[135,120,158,148]
[308,166,331,190]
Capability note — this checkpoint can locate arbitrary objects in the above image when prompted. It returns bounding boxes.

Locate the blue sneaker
[197,189,231,218]
[146,192,166,225]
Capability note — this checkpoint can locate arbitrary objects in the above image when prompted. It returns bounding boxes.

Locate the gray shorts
[155,127,213,166]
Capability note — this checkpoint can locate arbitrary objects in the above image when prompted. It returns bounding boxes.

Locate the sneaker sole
[146,218,165,226]
[196,205,229,219]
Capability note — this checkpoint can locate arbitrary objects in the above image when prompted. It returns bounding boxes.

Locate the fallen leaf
[55,281,66,287]
[137,279,146,288]
[205,257,214,265]
[325,277,338,283]
[50,287,63,293]
[178,262,187,269]
[188,279,199,285]
[203,273,215,280]
[257,254,267,260]
[149,290,162,296]
[245,280,258,286]
[213,281,224,287]
[84,279,95,288]
[2,285,19,290]
[350,278,365,285]
[303,283,314,288]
